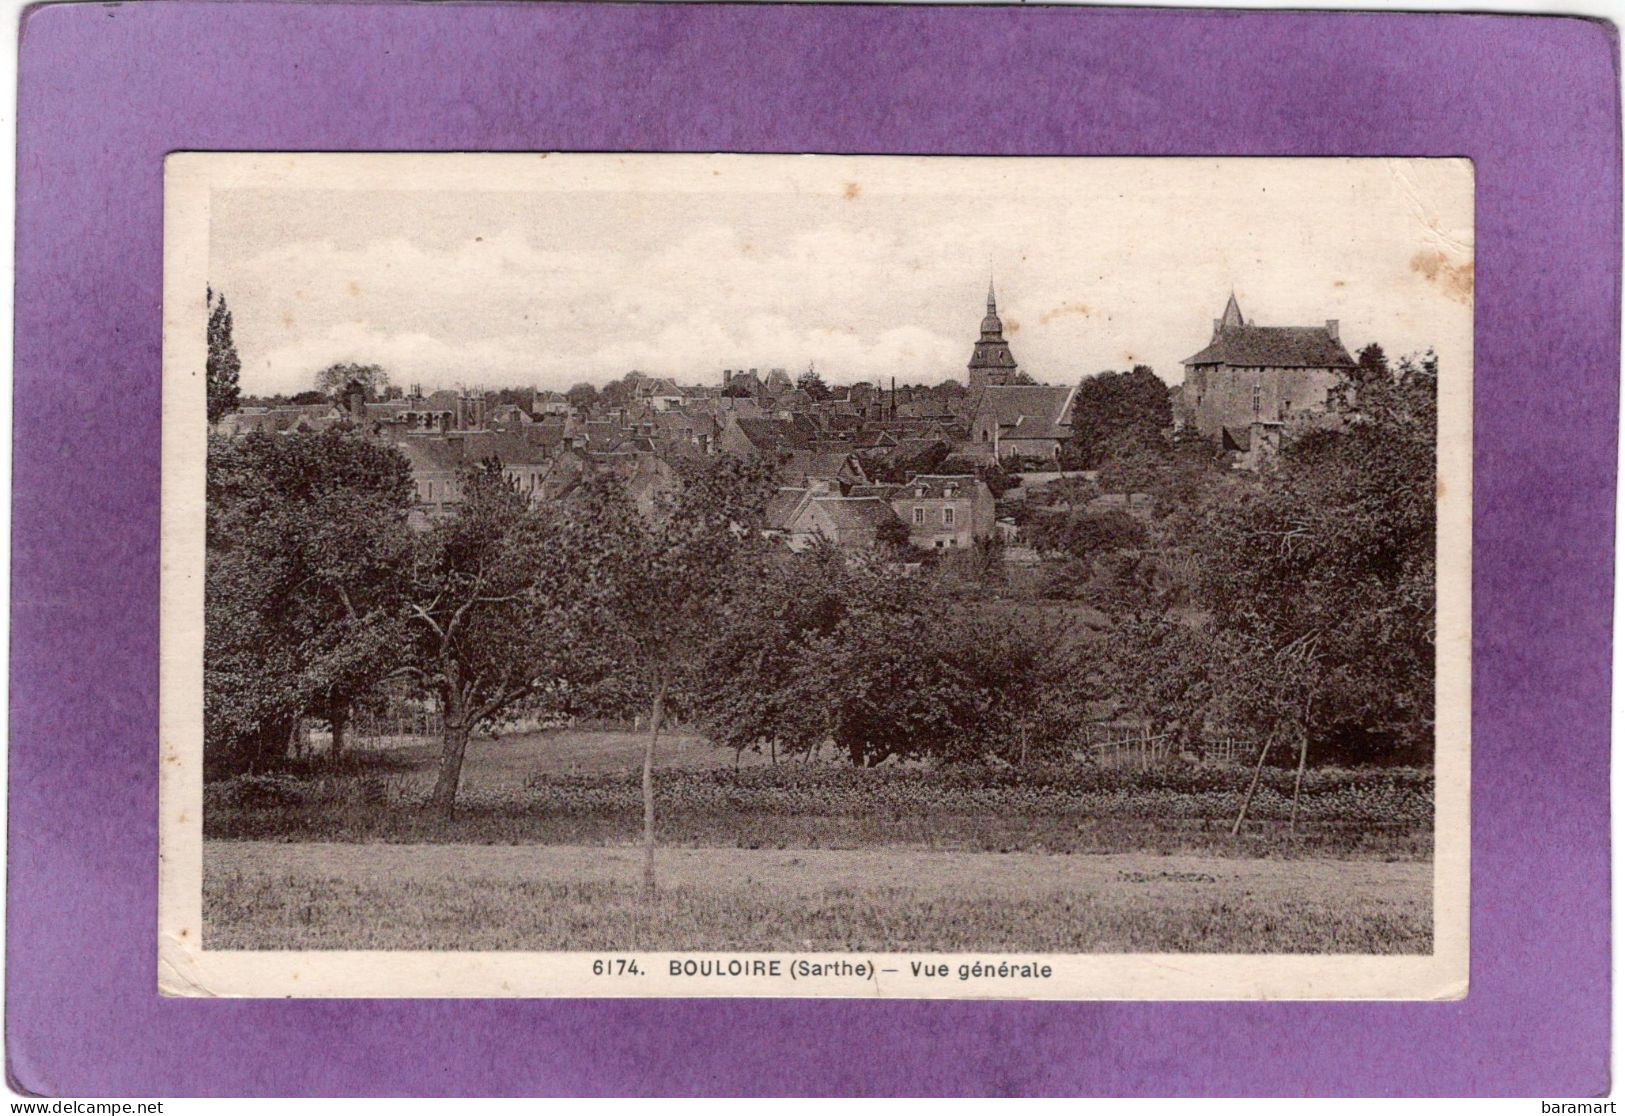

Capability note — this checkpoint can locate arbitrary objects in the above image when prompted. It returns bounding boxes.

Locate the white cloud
[210,156,1474,396]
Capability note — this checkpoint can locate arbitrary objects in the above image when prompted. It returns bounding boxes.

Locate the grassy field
[204,728,1433,953]
[204,841,1431,953]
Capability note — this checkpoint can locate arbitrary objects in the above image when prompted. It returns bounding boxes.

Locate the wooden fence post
[1231,736,1273,836]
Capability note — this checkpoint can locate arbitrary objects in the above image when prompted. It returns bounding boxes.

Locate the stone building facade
[1178,294,1356,450]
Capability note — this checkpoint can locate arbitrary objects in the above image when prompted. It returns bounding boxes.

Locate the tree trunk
[642,683,665,896]
[429,713,470,822]
[848,738,865,767]
[1289,729,1309,834]
[329,705,347,762]
[1231,736,1274,837]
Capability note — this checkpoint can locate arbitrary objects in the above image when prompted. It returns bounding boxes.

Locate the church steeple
[981,279,1005,340]
[969,280,1020,390]
[1220,291,1245,330]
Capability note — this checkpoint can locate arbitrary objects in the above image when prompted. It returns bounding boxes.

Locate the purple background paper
[8,2,1617,1097]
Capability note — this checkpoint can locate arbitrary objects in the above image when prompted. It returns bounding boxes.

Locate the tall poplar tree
[206,287,242,424]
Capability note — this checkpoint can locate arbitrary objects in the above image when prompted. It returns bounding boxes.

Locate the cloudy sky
[206,155,1473,396]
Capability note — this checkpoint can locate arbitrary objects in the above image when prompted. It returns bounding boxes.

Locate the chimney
[1325,319,1339,339]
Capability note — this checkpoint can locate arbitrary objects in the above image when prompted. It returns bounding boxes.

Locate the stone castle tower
[967,280,1020,391]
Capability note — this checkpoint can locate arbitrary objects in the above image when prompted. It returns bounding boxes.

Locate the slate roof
[394,430,553,473]
[998,414,1072,442]
[1182,325,1356,369]
[782,450,868,483]
[732,416,815,452]
[766,487,812,531]
[972,384,1077,430]
[811,497,903,534]
[846,484,900,500]
[900,474,983,499]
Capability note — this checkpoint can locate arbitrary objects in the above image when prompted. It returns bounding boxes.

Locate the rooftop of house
[393,429,553,471]
[998,414,1072,441]
[782,450,868,482]
[1182,295,1356,368]
[971,384,1078,429]
[730,415,816,452]
[766,487,812,530]
[811,496,903,533]
[899,474,984,499]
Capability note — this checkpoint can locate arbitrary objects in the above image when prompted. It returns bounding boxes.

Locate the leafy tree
[810,581,978,767]
[1067,365,1173,469]
[206,287,242,424]
[316,361,389,400]
[288,389,330,406]
[874,515,912,552]
[1026,508,1146,562]
[563,454,776,888]
[1331,343,1390,412]
[403,463,595,818]
[951,610,1093,765]
[696,542,859,764]
[721,380,755,399]
[1190,350,1437,778]
[565,382,600,411]
[796,366,832,402]
[205,431,415,774]
[1089,429,1228,523]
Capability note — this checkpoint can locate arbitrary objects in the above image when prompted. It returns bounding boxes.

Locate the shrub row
[511,764,1431,826]
[205,763,1432,828]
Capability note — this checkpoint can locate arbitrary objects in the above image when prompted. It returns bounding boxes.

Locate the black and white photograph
[159,153,1470,999]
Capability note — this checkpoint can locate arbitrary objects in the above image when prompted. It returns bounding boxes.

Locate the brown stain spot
[1039,302,1091,325]
[1410,250,1474,304]
[347,280,361,298]
[842,182,861,200]
[1122,352,1137,363]
[1333,279,1347,288]
[177,811,188,824]
[281,313,295,329]
[1436,475,1447,502]
[1004,316,1020,334]
[179,928,189,938]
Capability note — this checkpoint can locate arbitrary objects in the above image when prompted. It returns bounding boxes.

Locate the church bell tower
[967,280,1020,391]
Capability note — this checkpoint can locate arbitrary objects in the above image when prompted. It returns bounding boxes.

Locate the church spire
[969,279,1019,390]
[980,279,1004,341]
[1221,291,1245,330]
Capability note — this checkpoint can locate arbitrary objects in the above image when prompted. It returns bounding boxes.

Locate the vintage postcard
[159,153,1470,999]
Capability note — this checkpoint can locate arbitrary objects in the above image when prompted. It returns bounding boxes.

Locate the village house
[393,429,554,526]
[773,491,903,551]
[886,473,997,550]
[1177,293,1357,452]
[966,384,1078,462]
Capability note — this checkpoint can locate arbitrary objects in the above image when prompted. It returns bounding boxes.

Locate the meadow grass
[203,842,1431,953]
